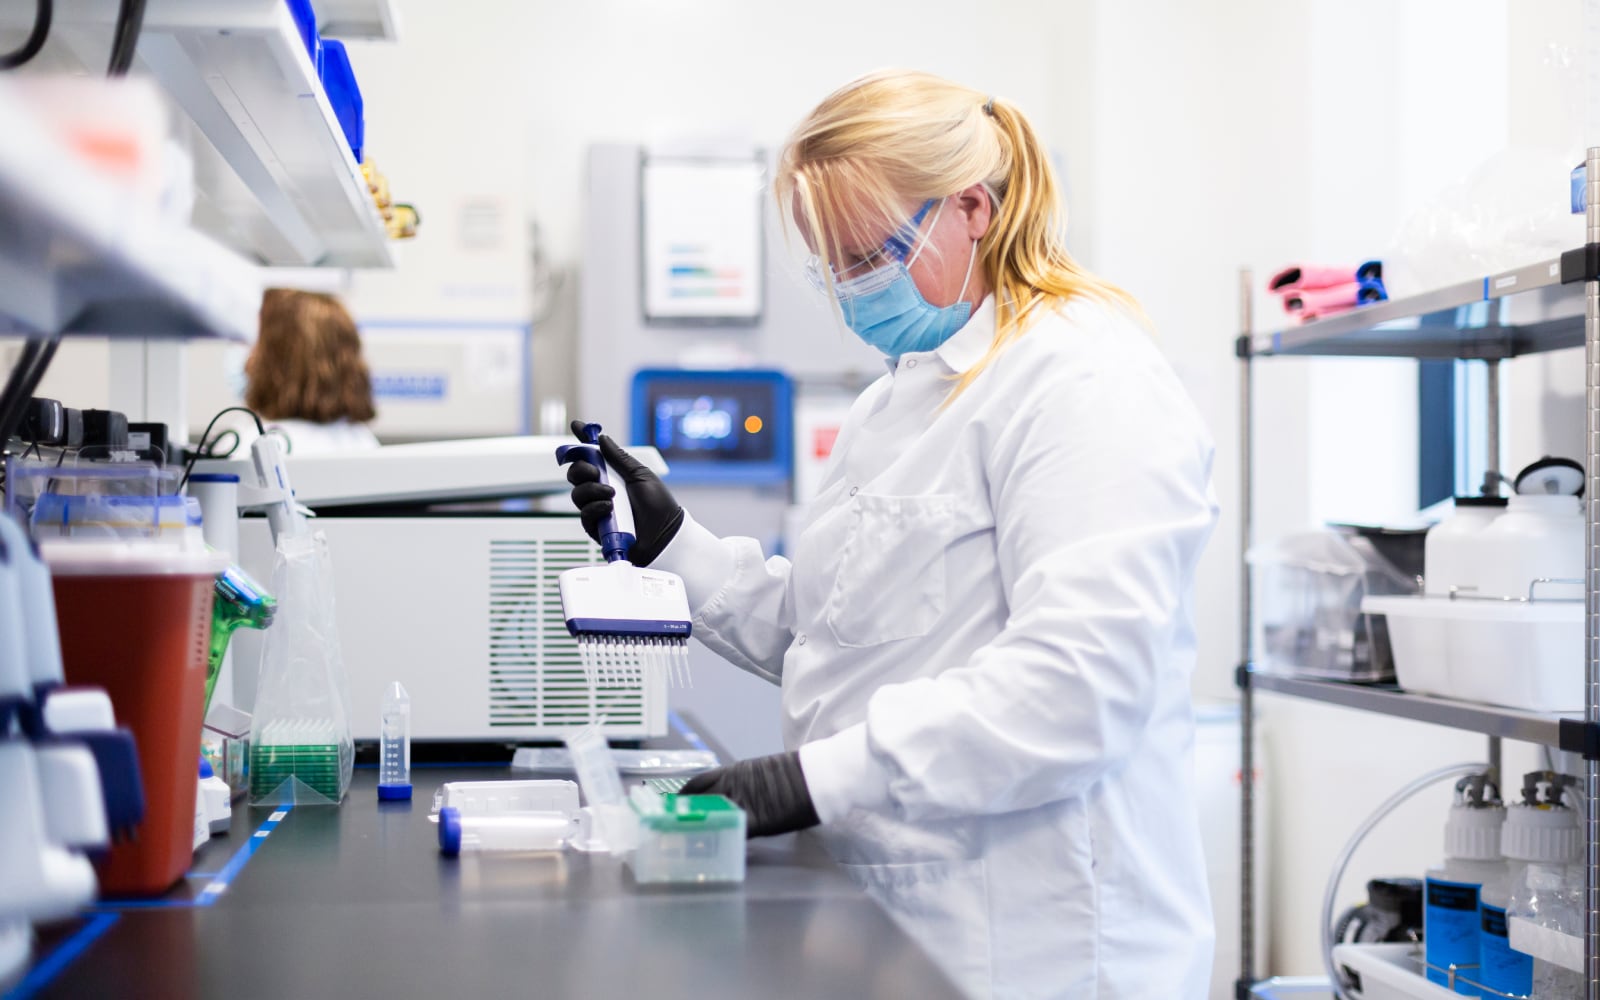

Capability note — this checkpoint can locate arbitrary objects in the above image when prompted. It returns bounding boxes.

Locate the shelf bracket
[1559,244,1600,284]
[1559,719,1600,760]
[1235,664,1252,690]
[1235,977,1258,1000]
[1234,334,1253,359]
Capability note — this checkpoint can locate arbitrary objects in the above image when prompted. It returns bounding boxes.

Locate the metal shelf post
[1584,143,1600,1000]
[1238,268,1256,996]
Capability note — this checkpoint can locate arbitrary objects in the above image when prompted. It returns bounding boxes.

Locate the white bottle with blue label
[1425,773,1505,996]
[1481,772,1580,999]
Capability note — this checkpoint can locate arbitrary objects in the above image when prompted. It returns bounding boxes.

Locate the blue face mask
[811,198,979,358]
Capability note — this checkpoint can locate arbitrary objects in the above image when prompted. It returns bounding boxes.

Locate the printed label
[1478,904,1532,996]
[1495,275,1518,290]
[1426,878,1483,995]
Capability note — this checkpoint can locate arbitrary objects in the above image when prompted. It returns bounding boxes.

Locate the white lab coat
[653,294,1219,999]
[230,418,380,457]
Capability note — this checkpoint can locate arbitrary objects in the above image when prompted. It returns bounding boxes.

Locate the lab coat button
[849,486,859,496]
[797,634,807,646]
[906,359,918,369]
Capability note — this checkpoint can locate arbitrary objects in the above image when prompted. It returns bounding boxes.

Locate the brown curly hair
[246,289,376,424]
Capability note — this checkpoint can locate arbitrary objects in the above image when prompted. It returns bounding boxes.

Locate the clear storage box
[1249,531,1419,682]
[628,793,746,885]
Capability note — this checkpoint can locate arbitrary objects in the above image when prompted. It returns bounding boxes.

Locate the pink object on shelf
[1283,281,1362,314]
[1268,264,1358,293]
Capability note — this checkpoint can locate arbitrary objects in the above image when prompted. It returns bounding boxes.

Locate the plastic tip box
[629,793,746,885]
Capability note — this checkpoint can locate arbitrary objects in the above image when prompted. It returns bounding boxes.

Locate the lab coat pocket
[838,857,993,998]
[825,493,956,648]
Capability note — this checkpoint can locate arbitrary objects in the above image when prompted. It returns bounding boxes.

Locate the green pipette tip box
[637,794,744,832]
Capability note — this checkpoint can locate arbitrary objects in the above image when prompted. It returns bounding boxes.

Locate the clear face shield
[803,198,941,301]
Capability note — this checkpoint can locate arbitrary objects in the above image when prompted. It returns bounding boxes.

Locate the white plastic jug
[1473,494,1583,602]
[1423,496,1506,597]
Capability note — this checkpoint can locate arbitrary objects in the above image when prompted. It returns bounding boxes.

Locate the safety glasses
[804,198,939,297]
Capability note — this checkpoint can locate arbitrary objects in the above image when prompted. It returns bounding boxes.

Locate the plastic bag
[248,528,353,805]
[1387,146,1584,296]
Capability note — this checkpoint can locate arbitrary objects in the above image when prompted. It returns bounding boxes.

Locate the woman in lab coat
[240,289,380,455]
[567,69,1217,999]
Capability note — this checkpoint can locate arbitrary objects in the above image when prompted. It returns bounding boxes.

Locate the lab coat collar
[881,295,997,375]
[935,294,997,374]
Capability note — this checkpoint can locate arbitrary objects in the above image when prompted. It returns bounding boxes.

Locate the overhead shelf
[2,0,394,269]
[1249,670,1575,749]
[0,83,259,341]
[318,0,400,41]
[1247,256,1585,360]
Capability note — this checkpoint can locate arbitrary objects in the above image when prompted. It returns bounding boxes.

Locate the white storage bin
[1361,596,1450,698]
[1362,596,1582,712]
[1331,943,1466,1000]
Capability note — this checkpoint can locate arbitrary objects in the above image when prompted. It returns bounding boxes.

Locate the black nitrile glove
[679,751,820,839]
[565,419,684,567]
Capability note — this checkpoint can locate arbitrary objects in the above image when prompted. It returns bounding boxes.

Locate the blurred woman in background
[244,288,379,455]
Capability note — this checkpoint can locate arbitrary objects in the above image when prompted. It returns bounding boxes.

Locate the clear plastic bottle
[1482,772,1581,998]
[1500,772,1583,1000]
[377,681,411,801]
[1425,773,1505,996]
[1521,864,1582,999]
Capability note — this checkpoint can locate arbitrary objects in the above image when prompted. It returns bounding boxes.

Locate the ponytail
[954,96,1143,401]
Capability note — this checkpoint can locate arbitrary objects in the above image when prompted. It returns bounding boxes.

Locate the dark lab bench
[14,714,963,1000]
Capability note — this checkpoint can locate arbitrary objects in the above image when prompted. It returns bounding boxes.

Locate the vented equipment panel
[486,538,648,730]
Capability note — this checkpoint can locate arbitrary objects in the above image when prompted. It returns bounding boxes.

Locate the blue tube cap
[378,782,412,801]
[438,806,462,857]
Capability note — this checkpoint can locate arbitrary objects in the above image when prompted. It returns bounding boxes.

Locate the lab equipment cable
[178,406,263,491]
[204,428,241,460]
[0,333,62,452]
[0,0,52,70]
[1320,761,1490,999]
[105,0,146,76]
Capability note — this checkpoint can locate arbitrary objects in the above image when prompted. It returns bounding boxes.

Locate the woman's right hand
[564,420,685,567]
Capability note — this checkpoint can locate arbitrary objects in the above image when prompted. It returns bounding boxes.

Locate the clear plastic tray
[510,747,718,777]
[628,792,746,884]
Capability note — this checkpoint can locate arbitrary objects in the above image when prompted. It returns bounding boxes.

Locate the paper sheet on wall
[641,158,764,322]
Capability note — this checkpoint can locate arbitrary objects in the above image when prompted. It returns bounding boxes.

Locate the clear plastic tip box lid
[629,793,747,885]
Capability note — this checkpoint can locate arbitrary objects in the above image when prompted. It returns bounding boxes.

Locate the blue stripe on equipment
[94,806,293,911]
[195,806,292,906]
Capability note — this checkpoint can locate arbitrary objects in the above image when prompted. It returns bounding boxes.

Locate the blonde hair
[775,69,1142,398]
